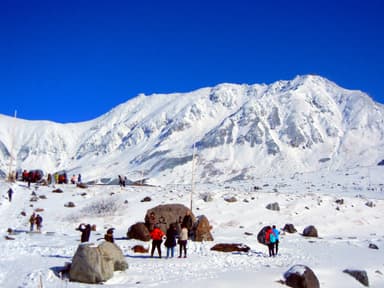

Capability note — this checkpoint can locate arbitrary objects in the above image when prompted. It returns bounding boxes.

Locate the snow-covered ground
[0,166,383,287]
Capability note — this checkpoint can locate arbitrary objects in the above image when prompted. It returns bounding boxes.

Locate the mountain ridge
[1,75,383,185]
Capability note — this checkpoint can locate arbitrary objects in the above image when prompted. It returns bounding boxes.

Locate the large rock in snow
[283,264,320,288]
[302,225,318,237]
[343,269,369,287]
[127,222,151,241]
[144,203,196,233]
[69,242,128,284]
[194,215,214,241]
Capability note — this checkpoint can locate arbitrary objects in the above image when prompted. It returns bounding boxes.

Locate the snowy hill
[1,75,384,185]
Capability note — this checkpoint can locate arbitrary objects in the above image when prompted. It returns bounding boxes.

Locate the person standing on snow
[265,226,276,257]
[272,225,280,255]
[35,214,43,232]
[7,187,14,202]
[178,224,188,258]
[164,224,178,258]
[77,223,91,242]
[29,212,36,231]
[150,224,165,258]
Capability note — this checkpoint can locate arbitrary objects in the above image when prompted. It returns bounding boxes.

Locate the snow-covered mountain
[1,75,384,185]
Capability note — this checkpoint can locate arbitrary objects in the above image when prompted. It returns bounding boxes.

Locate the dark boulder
[257,226,270,245]
[368,243,379,250]
[211,243,250,253]
[302,225,318,237]
[284,264,320,288]
[343,269,369,287]
[283,224,297,234]
[127,222,151,242]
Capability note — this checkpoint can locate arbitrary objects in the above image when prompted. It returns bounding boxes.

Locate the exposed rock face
[343,269,369,287]
[210,243,250,253]
[194,215,213,241]
[284,264,320,288]
[302,225,318,237]
[127,222,151,241]
[69,242,128,284]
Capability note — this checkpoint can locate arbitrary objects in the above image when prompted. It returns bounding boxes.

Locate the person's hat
[107,228,115,234]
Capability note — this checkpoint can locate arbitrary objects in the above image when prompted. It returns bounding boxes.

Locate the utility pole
[7,110,17,182]
[190,141,197,212]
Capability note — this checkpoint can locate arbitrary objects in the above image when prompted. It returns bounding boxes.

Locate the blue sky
[1,0,383,123]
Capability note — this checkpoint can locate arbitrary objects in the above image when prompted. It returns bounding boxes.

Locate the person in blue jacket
[272,225,280,255]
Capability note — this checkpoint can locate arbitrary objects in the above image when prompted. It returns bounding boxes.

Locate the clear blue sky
[1,0,383,123]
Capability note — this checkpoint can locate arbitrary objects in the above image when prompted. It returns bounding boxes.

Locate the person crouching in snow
[104,228,115,243]
[150,224,165,258]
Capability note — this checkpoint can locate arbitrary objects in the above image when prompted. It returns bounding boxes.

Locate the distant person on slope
[35,214,43,232]
[29,212,36,231]
[7,187,14,202]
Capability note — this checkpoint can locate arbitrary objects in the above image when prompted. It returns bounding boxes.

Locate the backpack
[270,232,276,243]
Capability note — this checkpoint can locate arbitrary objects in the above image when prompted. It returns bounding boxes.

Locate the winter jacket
[179,227,188,241]
[265,228,273,244]
[150,227,165,240]
[273,228,280,240]
[164,227,178,247]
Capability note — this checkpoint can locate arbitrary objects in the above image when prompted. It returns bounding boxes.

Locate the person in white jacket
[178,224,188,258]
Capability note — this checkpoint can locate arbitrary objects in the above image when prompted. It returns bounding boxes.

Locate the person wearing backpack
[272,225,280,255]
[265,226,276,257]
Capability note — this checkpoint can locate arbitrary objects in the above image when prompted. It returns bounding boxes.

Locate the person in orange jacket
[150,224,165,258]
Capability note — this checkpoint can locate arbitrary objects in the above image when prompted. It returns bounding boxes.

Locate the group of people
[70,174,82,185]
[148,210,193,259]
[29,212,43,232]
[265,225,280,257]
[118,175,127,188]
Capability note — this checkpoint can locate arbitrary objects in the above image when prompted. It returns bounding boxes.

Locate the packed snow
[1,165,383,287]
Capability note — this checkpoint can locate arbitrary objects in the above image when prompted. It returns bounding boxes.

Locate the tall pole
[7,110,17,182]
[190,141,196,212]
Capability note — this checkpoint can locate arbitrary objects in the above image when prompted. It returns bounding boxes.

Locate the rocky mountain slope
[1,75,383,185]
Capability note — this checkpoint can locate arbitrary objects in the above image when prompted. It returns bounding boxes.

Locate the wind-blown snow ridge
[1,75,383,185]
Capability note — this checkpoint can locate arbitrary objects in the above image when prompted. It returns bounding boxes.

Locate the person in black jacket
[77,223,91,242]
[164,224,178,258]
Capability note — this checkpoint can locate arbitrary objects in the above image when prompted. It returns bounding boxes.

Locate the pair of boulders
[283,265,369,288]
[69,241,128,284]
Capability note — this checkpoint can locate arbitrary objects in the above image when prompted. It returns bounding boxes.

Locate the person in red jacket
[150,224,165,258]
[265,226,276,257]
